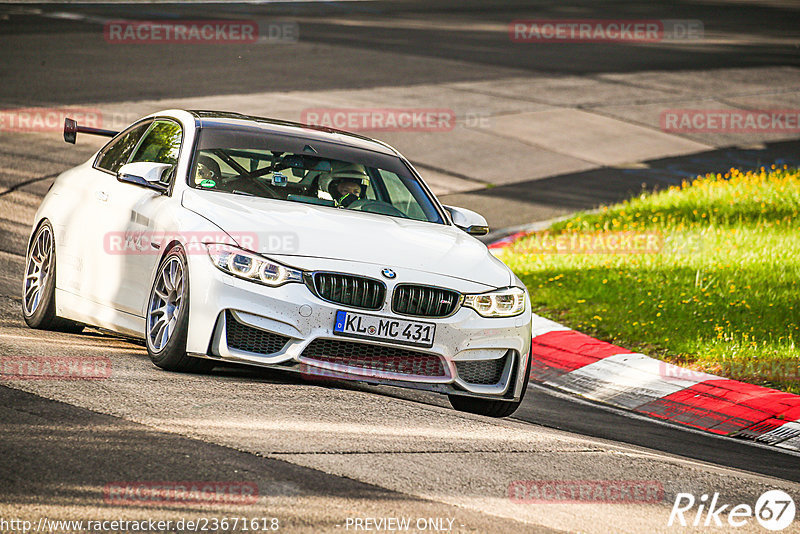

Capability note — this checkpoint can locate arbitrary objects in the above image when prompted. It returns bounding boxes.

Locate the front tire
[22,220,84,333]
[448,350,532,417]
[145,245,213,373]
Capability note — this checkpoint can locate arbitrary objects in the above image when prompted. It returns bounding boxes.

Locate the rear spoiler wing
[64,117,118,144]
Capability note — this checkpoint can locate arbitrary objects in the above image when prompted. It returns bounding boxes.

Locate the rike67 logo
[668,490,796,531]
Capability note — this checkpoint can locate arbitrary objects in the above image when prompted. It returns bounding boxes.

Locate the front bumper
[185,254,532,401]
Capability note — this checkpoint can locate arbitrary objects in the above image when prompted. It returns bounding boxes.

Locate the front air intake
[225,311,290,355]
[301,338,448,378]
[455,352,509,385]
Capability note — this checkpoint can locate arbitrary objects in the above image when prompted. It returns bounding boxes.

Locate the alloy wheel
[147,256,185,351]
[23,225,53,316]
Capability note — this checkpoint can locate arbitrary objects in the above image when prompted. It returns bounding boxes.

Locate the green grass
[498,166,800,393]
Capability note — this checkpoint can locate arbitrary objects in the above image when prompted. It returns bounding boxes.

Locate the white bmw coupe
[23,110,532,416]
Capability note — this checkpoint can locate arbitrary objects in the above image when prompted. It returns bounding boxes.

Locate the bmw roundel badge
[381,268,396,279]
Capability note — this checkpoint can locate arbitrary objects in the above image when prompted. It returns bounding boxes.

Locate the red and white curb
[529,315,800,451]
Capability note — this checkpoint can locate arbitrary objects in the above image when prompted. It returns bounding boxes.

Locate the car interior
[191,148,429,221]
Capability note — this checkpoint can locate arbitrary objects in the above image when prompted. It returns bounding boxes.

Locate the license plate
[333,310,435,348]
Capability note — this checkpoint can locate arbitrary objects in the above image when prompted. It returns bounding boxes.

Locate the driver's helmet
[328,164,368,207]
[195,154,221,185]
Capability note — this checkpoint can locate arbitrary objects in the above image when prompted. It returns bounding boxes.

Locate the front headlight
[463,287,527,317]
[205,243,303,287]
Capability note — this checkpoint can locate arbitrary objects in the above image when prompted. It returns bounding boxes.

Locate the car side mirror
[117,162,171,193]
[443,205,489,236]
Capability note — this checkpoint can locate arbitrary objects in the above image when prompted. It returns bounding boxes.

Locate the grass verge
[498,166,800,394]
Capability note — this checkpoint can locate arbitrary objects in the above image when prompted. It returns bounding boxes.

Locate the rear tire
[22,220,84,333]
[449,349,532,418]
[145,245,214,373]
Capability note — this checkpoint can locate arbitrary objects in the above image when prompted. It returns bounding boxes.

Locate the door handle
[95,190,108,202]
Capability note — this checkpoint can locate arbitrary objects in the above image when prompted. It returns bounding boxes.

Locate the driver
[328,164,368,207]
[194,155,221,186]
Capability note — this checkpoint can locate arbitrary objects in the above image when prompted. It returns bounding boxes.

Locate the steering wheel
[347,199,407,218]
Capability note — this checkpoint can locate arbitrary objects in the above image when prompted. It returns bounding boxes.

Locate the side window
[95,121,152,173]
[130,120,183,184]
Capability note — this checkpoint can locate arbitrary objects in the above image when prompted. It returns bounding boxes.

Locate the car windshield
[189,126,444,224]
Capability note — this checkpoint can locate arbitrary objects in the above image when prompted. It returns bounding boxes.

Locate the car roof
[188,110,400,157]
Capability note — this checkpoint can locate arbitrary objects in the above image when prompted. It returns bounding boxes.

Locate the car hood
[182,189,511,288]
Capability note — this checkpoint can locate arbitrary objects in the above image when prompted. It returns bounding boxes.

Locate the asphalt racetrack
[1,2,799,532]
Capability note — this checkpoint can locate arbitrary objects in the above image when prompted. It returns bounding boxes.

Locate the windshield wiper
[231,190,255,196]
